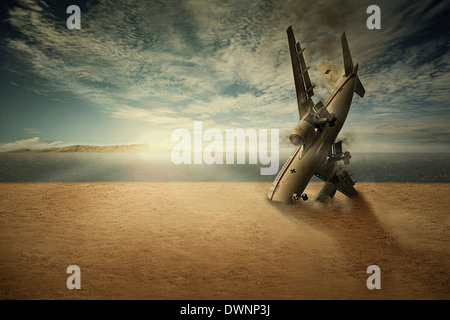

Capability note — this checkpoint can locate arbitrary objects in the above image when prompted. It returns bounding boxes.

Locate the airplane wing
[315,164,357,197]
[286,25,315,119]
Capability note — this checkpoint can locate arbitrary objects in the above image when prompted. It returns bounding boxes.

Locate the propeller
[343,151,351,165]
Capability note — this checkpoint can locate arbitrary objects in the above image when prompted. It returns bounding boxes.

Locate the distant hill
[6,144,151,153]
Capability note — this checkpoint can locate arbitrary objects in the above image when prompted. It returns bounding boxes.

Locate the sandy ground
[0,182,449,300]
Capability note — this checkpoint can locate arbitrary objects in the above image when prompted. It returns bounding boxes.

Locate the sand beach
[0,182,449,299]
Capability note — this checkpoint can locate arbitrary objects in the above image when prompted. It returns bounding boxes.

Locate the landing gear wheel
[301,194,308,201]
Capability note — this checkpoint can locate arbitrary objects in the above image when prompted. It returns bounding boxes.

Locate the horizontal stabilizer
[355,76,365,98]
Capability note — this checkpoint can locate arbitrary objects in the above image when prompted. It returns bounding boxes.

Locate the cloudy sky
[0,0,449,153]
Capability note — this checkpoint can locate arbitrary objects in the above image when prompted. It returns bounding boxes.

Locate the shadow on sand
[267,186,450,299]
[273,192,400,253]
[270,192,409,297]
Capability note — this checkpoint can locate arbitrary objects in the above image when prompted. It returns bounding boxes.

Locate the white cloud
[3,0,449,152]
[111,105,196,129]
[0,137,63,151]
[24,128,43,134]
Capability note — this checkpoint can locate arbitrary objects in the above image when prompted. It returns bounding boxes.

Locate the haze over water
[0,153,448,183]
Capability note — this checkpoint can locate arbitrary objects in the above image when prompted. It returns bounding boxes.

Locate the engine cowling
[289,120,312,146]
[316,181,337,202]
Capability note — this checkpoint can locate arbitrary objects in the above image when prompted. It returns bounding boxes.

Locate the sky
[0,0,449,153]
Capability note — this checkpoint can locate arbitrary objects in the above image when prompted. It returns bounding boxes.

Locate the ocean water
[0,152,448,182]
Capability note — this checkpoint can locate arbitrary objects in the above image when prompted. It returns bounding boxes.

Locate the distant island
[6,144,151,153]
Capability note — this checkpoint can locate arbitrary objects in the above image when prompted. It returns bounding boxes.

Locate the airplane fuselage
[268,74,356,203]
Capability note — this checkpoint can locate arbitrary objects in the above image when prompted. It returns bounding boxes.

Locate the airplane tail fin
[342,32,365,98]
[341,32,353,77]
[318,32,366,97]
